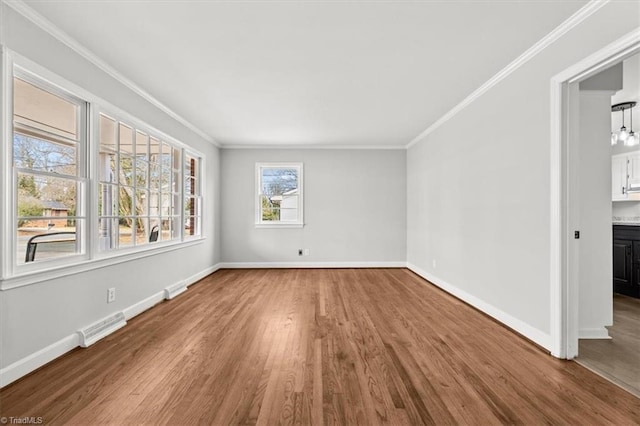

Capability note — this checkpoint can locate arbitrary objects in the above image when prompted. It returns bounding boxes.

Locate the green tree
[261,196,280,221]
[17,194,42,226]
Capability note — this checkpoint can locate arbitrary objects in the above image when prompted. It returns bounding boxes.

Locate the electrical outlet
[432,259,437,269]
[107,287,116,303]
[304,248,310,256]
[298,249,303,256]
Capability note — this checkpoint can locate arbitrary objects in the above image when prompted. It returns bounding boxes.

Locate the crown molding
[220,143,406,150]
[406,0,611,149]
[2,0,219,147]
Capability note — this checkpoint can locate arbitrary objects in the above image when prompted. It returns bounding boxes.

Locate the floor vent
[164,281,187,300]
[77,312,126,348]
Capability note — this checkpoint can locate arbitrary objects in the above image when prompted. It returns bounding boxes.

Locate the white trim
[0,333,80,388]
[223,144,405,150]
[550,29,640,359]
[162,264,220,299]
[254,224,304,229]
[0,263,220,388]
[2,0,218,147]
[407,263,552,351]
[0,2,5,46]
[0,46,11,281]
[219,261,407,269]
[0,237,206,290]
[406,0,610,149]
[578,327,611,339]
[122,291,165,321]
[185,264,220,286]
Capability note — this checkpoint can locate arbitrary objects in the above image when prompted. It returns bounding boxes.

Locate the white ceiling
[23,0,588,148]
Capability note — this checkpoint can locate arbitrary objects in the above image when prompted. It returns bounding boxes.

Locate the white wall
[407,2,639,349]
[613,201,640,222]
[221,149,406,265]
[0,4,221,382]
[577,91,613,339]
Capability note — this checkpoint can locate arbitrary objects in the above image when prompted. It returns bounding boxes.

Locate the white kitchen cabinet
[612,155,629,201]
[613,151,640,201]
[628,152,640,188]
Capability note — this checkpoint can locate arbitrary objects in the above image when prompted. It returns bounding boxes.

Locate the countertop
[613,222,640,226]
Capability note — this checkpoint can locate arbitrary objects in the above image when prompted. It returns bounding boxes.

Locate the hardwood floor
[578,294,640,397]
[1,268,638,425]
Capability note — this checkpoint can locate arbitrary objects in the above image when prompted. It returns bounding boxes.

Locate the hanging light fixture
[611,101,637,146]
[625,102,639,146]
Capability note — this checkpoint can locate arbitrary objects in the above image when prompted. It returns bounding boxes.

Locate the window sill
[255,223,304,229]
[0,237,206,291]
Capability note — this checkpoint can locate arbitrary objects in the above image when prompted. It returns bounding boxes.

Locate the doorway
[550,32,640,395]
[576,53,640,396]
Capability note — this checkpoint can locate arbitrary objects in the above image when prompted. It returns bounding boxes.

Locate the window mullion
[87,104,99,259]
[115,120,120,249]
[132,125,137,247]
[180,148,185,241]
[1,48,13,278]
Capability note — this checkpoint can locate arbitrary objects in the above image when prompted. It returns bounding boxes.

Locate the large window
[256,163,303,227]
[13,75,86,264]
[5,60,204,277]
[98,113,186,250]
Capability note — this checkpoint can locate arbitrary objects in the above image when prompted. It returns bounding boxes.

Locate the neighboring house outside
[34,201,69,228]
[269,188,299,222]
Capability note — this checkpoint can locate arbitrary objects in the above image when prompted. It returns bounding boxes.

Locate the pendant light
[625,102,639,146]
[611,101,637,146]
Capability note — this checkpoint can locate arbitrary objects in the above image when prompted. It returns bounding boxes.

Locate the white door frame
[549,28,640,359]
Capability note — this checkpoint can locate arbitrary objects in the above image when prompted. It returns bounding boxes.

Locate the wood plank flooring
[1,268,639,425]
[578,293,640,397]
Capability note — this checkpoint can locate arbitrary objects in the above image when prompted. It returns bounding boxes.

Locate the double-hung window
[12,73,87,266]
[256,163,303,227]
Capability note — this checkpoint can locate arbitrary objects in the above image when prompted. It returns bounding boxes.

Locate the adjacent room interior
[576,53,640,397]
[0,0,639,424]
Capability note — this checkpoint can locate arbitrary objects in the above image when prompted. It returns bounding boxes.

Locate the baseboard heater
[164,281,187,300]
[77,311,126,348]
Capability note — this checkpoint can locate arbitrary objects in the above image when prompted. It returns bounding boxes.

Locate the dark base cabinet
[613,225,640,299]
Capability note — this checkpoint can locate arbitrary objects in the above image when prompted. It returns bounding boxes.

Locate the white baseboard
[186,264,221,286]
[579,327,611,339]
[0,264,220,388]
[406,263,552,351]
[218,261,406,269]
[123,291,165,320]
[0,333,79,388]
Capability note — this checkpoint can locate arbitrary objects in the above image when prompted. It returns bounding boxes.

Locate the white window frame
[0,49,206,290]
[255,162,304,228]
[184,150,203,239]
[5,57,90,277]
[95,110,188,252]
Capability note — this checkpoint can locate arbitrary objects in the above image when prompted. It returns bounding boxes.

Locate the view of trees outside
[184,154,201,237]
[13,76,201,263]
[98,114,184,249]
[13,76,82,263]
[15,134,77,224]
[260,167,298,221]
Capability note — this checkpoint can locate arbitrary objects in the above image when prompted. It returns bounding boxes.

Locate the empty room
[0,0,639,424]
